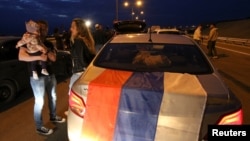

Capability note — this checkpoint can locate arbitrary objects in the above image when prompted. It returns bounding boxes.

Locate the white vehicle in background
[152,28,183,35]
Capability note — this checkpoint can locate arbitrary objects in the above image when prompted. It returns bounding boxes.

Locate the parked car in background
[0,36,29,105]
[0,36,72,105]
[67,21,242,141]
[152,28,183,35]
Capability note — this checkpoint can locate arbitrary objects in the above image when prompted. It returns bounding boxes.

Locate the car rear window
[94,43,213,74]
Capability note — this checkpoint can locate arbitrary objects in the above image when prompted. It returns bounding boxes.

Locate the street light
[124,0,143,20]
[136,0,142,7]
[85,20,92,27]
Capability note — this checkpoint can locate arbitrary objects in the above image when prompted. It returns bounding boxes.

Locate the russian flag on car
[80,69,207,141]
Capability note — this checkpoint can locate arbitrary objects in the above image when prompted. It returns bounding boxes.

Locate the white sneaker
[36,126,53,135]
[33,71,39,80]
[41,69,49,75]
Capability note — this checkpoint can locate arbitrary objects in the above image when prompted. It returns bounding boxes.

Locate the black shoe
[50,116,66,123]
[36,126,53,135]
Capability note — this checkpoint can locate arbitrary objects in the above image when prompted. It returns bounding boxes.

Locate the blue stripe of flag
[113,72,164,141]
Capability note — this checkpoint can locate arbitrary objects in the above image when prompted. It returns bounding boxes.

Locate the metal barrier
[201,35,250,46]
[219,37,249,46]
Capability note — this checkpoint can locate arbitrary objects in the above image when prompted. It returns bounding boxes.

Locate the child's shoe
[32,71,39,80]
[41,69,49,75]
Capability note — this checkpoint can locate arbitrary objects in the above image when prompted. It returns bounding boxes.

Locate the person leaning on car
[64,18,96,116]
[67,18,96,95]
[18,20,65,136]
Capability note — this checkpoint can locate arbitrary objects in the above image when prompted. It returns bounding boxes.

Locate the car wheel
[0,81,17,105]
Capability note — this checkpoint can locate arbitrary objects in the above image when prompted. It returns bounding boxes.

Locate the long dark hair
[72,18,95,54]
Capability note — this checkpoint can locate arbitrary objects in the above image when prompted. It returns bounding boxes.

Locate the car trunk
[73,68,215,141]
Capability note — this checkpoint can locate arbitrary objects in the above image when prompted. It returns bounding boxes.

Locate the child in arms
[16,20,49,79]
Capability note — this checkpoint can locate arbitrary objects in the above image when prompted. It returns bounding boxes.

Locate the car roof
[110,33,194,45]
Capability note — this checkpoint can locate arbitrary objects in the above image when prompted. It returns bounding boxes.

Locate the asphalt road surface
[0,41,249,141]
[0,76,70,141]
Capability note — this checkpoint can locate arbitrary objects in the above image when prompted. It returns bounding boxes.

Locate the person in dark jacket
[53,27,64,50]
[93,24,107,52]
[68,18,96,94]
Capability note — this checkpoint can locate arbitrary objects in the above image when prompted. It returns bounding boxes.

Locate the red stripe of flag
[81,69,133,141]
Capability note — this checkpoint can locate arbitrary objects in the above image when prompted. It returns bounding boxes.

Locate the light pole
[131,7,135,20]
[116,0,118,21]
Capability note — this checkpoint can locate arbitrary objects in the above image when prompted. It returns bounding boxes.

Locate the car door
[0,38,30,105]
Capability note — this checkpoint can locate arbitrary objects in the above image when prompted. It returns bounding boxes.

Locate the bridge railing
[201,35,250,46]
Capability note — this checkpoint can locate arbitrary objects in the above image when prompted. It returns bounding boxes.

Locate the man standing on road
[93,24,107,52]
[18,20,65,136]
[207,23,219,58]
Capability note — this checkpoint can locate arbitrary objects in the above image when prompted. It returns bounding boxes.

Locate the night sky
[0,0,249,35]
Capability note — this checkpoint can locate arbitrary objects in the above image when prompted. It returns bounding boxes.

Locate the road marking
[216,46,250,56]
[202,43,250,56]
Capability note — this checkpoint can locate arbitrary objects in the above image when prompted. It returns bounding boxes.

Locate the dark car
[67,21,242,141]
[0,36,72,105]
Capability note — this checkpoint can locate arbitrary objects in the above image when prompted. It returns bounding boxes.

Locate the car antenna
[148,27,152,42]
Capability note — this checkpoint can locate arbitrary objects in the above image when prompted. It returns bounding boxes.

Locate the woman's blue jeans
[30,74,57,129]
[68,72,83,95]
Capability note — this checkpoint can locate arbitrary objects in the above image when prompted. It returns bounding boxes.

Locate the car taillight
[218,109,243,125]
[69,90,86,118]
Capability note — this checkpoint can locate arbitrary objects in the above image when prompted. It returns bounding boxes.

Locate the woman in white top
[193,25,202,45]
